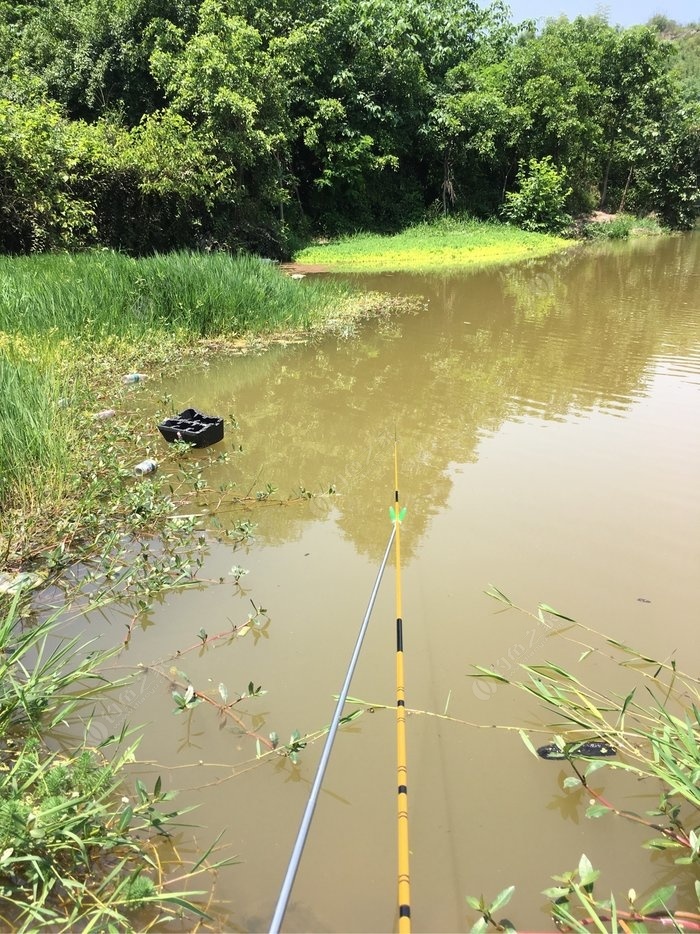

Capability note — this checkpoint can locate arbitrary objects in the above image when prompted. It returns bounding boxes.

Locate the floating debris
[158,408,224,448]
[537,740,617,760]
[133,459,158,477]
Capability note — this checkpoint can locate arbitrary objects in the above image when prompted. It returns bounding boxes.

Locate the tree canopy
[0,0,697,256]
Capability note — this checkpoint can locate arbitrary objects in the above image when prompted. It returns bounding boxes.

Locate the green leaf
[118,805,133,831]
[161,896,212,920]
[585,802,610,819]
[484,586,514,606]
[563,776,581,789]
[339,709,363,724]
[578,854,599,887]
[518,729,539,758]
[539,603,576,622]
[489,884,515,912]
[543,886,571,899]
[465,895,483,911]
[470,666,509,683]
[643,837,684,850]
[639,885,676,915]
[471,918,488,933]
[218,683,229,704]
[584,761,608,777]
[398,507,407,522]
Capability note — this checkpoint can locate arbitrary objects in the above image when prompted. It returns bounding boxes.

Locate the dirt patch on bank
[279,262,331,275]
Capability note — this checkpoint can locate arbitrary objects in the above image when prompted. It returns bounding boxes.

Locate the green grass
[581,213,665,240]
[0,250,354,340]
[294,216,571,272]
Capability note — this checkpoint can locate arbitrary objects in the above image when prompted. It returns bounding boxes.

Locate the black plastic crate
[158,408,224,448]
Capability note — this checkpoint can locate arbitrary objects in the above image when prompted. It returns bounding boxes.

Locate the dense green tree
[10,0,199,122]
[0,0,696,253]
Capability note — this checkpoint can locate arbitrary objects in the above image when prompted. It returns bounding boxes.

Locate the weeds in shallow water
[467,588,700,931]
[468,855,700,933]
[0,589,235,932]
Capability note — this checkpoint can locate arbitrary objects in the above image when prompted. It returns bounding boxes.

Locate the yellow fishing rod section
[391,441,411,932]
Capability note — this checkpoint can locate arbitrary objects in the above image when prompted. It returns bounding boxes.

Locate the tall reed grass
[0,340,78,513]
[0,251,350,340]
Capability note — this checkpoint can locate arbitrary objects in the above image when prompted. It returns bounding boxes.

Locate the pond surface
[92,233,700,931]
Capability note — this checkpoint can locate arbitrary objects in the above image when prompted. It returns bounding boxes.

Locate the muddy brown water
[84,233,699,931]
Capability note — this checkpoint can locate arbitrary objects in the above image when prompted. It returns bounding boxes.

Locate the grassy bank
[0,250,360,340]
[293,216,572,272]
[1,250,411,571]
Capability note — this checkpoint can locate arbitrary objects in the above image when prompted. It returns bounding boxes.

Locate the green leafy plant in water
[468,856,700,932]
[172,683,201,714]
[468,588,700,930]
[255,482,278,501]
[466,884,516,932]
[284,730,307,766]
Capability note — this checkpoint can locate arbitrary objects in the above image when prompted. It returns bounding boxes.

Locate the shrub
[502,156,573,234]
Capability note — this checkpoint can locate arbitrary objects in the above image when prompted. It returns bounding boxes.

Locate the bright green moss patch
[294,218,572,272]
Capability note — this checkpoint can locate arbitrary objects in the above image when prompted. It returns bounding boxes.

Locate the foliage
[294,215,569,272]
[581,213,664,239]
[501,156,572,233]
[0,1,697,249]
[0,588,233,931]
[469,588,700,929]
[468,855,700,932]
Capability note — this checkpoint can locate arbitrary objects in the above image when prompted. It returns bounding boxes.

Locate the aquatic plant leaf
[465,895,482,911]
[539,603,576,622]
[484,586,514,606]
[585,803,610,819]
[218,683,229,704]
[584,760,608,777]
[339,709,363,724]
[578,854,598,887]
[563,776,581,788]
[639,885,676,915]
[489,885,515,912]
[471,666,509,683]
[118,806,133,831]
[542,886,570,899]
[518,729,539,758]
[643,837,684,850]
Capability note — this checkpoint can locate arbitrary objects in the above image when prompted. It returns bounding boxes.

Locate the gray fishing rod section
[269,523,398,933]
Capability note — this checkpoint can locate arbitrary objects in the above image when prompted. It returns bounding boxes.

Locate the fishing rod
[391,441,411,932]
[269,520,397,933]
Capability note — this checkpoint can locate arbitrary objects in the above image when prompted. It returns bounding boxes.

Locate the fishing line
[269,522,397,933]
